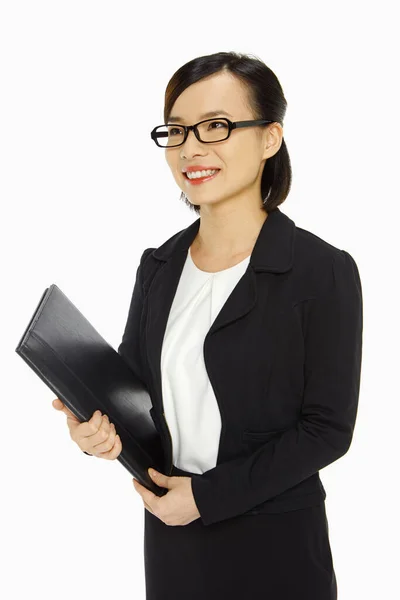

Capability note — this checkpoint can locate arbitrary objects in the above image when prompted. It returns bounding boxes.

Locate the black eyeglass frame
[150,118,275,148]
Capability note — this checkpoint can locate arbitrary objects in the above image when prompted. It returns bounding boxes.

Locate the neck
[193,206,268,258]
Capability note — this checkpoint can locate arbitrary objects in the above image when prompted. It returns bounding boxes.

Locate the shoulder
[137,247,159,291]
[293,223,361,295]
[140,247,157,264]
[295,223,343,262]
[137,220,195,280]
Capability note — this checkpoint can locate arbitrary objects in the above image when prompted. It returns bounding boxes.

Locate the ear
[262,121,283,160]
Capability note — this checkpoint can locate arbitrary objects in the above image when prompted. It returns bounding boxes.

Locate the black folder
[15,283,168,496]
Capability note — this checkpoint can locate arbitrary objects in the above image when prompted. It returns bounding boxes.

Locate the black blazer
[118,207,363,527]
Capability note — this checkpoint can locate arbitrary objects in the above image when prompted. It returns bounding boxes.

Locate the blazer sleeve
[190,249,363,525]
[83,247,154,457]
[117,247,155,385]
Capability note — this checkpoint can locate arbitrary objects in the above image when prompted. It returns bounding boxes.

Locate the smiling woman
[117,50,363,600]
[151,52,291,218]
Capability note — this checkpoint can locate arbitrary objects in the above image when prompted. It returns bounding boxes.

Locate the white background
[1,1,398,598]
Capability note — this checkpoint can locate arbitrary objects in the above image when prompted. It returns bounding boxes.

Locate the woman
[56,51,363,599]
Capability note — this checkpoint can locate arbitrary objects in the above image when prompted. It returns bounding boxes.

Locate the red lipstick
[183,167,221,185]
[182,165,221,173]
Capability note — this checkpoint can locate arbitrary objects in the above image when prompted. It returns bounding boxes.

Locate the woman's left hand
[133,468,201,526]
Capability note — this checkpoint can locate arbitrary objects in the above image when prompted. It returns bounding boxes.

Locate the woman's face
[164,71,283,213]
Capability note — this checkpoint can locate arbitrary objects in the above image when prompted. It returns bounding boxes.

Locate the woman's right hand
[52,398,122,459]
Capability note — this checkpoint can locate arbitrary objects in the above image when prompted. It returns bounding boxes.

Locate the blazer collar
[152,207,295,274]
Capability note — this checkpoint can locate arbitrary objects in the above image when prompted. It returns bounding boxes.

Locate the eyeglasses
[150,117,274,148]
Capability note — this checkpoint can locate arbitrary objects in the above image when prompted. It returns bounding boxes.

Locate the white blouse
[160,246,251,474]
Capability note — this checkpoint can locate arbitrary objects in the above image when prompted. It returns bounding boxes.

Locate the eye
[208,120,228,130]
[169,127,183,137]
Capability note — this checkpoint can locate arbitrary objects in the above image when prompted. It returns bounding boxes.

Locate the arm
[191,250,363,526]
[83,247,154,456]
[117,247,155,384]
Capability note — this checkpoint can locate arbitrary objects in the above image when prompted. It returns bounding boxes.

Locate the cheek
[165,150,179,171]
[165,155,183,184]
[228,140,257,175]
[165,153,173,171]
[228,155,256,184]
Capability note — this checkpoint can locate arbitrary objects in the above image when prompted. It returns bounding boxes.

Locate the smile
[184,169,221,185]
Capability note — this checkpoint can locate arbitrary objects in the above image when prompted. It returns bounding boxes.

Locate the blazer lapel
[145,250,190,417]
[144,207,295,418]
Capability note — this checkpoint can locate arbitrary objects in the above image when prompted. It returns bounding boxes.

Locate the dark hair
[164,51,292,215]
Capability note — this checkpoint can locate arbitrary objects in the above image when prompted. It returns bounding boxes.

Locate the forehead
[168,72,249,123]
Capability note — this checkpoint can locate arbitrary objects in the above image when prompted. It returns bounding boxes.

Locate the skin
[53,398,199,525]
[165,70,284,269]
[52,398,122,458]
[133,470,201,526]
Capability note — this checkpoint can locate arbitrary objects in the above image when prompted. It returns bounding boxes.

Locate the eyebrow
[167,110,233,123]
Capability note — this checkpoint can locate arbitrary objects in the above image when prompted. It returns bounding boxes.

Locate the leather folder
[15,283,168,496]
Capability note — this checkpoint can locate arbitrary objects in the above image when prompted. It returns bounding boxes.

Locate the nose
[180,126,204,155]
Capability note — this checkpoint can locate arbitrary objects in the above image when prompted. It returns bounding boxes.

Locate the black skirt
[143,465,337,600]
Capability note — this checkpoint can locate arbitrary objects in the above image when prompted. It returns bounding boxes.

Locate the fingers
[90,415,120,456]
[96,428,122,460]
[52,398,63,410]
[94,415,122,459]
[53,397,123,459]
[74,409,104,439]
[80,412,122,459]
[52,398,79,422]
